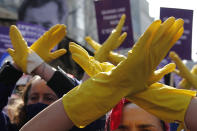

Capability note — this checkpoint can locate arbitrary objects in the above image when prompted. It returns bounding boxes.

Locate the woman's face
[27,77,58,105]
[116,104,163,131]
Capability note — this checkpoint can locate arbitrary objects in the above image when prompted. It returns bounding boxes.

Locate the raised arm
[20,98,73,131]
[185,97,197,131]
[19,16,184,131]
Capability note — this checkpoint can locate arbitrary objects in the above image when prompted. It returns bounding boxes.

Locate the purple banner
[0,22,47,65]
[160,7,193,60]
[0,26,11,58]
[16,21,46,46]
[94,0,134,49]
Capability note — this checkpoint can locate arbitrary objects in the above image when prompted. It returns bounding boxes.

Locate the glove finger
[85,36,100,51]
[69,42,90,60]
[148,19,182,58]
[169,51,189,75]
[9,25,27,51]
[31,24,61,49]
[179,79,191,89]
[43,24,61,41]
[148,63,176,85]
[70,42,103,76]
[170,27,184,47]
[191,64,197,75]
[72,53,95,76]
[114,32,127,50]
[107,33,127,65]
[109,52,126,65]
[161,19,184,51]
[50,49,67,60]
[118,32,127,44]
[152,17,175,45]
[71,53,89,69]
[100,62,115,72]
[115,14,126,33]
[50,25,66,49]
[173,69,181,76]
[100,15,126,51]
[49,24,61,34]
[136,20,161,48]
[169,51,195,84]
[95,32,126,61]
[7,48,15,58]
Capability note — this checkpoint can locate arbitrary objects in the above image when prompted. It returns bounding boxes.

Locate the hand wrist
[33,63,56,81]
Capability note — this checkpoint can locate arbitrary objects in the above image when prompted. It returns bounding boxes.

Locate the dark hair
[13,76,38,129]
[50,36,94,80]
[18,0,66,22]
[160,120,167,131]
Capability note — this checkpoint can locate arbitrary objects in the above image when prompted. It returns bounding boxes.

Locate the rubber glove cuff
[27,49,44,74]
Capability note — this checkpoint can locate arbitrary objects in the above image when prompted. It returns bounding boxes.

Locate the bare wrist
[32,63,56,81]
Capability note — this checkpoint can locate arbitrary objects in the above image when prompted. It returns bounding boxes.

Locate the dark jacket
[0,62,105,131]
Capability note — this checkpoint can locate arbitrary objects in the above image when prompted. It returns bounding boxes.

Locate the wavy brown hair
[13,76,38,129]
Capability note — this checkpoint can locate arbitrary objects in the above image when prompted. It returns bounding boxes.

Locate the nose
[38,97,44,103]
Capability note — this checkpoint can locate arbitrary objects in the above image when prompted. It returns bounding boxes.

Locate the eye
[118,125,129,131]
[44,95,57,102]
[140,129,152,131]
[29,96,38,101]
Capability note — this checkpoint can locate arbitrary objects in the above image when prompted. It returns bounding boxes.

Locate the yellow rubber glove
[70,42,176,83]
[7,25,43,73]
[85,17,182,81]
[63,18,183,128]
[30,24,67,62]
[169,51,197,89]
[86,17,184,68]
[85,14,127,63]
[69,42,115,76]
[128,82,196,131]
[85,36,126,65]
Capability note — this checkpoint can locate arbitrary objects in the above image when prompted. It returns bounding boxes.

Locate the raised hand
[169,51,197,89]
[85,14,127,63]
[7,25,43,73]
[30,24,67,62]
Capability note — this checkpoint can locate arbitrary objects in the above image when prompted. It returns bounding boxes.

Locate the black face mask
[25,103,48,121]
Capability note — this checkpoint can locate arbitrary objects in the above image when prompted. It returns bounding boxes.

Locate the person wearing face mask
[13,75,59,128]
[0,24,106,131]
[13,73,105,131]
[0,24,75,131]
[0,60,79,131]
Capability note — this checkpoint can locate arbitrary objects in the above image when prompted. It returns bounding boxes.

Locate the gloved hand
[86,17,184,68]
[128,82,196,131]
[85,14,127,63]
[86,17,183,85]
[30,24,67,62]
[69,42,115,76]
[169,51,197,89]
[70,42,175,83]
[63,17,183,128]
[85,36,126,65]
[7,25,43,73]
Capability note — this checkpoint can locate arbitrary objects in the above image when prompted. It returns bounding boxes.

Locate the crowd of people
[0,1,197,131]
